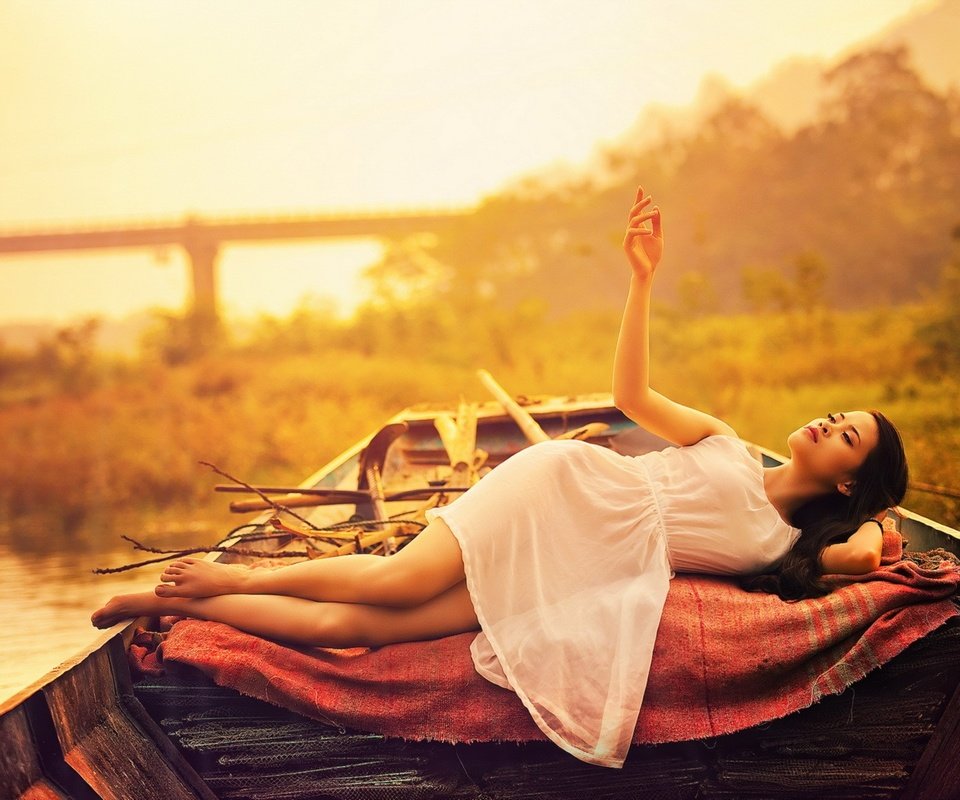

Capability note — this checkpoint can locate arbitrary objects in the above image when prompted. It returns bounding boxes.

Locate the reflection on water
[0,540,159,704]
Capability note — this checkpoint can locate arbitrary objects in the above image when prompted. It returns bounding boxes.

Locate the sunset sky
[0,0,935,324]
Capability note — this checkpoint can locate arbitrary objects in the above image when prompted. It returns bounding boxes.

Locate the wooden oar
[215,485,367,497]
[477,369,610,444]
[476,369,550,444]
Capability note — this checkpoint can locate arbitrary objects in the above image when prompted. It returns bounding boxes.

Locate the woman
[92,187,908,768]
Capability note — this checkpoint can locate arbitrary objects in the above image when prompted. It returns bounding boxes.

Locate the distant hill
[745,0,960,132]
[584,0,960,180]
[404,6,960,317]
[869,0,960,91]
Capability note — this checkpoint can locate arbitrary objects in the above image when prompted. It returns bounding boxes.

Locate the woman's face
[787,411,879,489]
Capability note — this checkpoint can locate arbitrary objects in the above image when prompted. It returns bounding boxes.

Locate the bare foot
[155,558,252,598]
[91,591,167,628]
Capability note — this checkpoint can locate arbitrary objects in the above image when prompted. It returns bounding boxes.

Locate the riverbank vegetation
[1,282,957,548]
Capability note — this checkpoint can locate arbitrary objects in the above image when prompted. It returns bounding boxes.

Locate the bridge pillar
[183,240,220,322]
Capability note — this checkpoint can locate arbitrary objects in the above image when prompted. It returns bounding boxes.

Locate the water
[0,540,158,704]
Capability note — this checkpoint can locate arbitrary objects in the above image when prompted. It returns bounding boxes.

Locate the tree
[917,225,960,373]
[741,265,792,313]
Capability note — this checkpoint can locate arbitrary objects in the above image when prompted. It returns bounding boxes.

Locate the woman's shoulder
[683,433,770,479]
[689,433,749,455]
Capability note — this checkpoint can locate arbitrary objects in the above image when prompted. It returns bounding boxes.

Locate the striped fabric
[147,540,958,747]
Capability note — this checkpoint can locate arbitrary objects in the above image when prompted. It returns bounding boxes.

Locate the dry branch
[200,459,320,529]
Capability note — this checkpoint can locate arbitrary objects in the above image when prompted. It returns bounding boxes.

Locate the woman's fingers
[627,200,651,223]
[650,207,662,238]
[627,209,658,230]
[628,196,652,219]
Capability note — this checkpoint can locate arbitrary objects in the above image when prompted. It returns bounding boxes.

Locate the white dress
[425,434,801,768]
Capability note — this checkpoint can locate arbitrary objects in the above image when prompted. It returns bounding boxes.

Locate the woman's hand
[622,186,663,281]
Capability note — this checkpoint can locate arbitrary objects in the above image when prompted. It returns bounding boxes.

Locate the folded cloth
[880,526,903,564]
[145,553,958,749]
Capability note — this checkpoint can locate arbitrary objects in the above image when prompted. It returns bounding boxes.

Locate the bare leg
[92,582,479,648]
[157,518,467,607]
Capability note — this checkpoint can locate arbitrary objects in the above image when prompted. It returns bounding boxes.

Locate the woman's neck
[763,462,830,525]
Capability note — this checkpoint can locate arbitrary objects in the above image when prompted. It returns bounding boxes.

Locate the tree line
[363,46,960,318]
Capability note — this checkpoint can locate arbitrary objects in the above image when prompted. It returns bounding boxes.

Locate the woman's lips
[806,426,818,443]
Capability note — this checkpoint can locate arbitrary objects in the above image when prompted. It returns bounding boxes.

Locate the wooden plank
[435,400,482,489]
[901,677,960,800]
[42,635,215,800]
[356,422,408,522]
[0,704,67,799]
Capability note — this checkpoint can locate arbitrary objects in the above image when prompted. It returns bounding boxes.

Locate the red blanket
[135,543,959,746]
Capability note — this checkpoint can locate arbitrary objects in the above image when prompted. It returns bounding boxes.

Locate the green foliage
[676,271,719,317]
[916,242,960,373]
[140,310,228,365]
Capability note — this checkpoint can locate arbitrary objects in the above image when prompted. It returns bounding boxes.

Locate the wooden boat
[3,376,959,800]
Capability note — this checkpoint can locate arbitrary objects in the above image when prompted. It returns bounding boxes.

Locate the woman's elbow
[860,548,883,573]
[843,548,882,575]
[612,389,648,419]
[613,395,634,416]
[821,545,882,575]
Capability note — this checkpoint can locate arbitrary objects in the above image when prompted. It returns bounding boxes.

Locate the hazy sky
[0,0,934,323]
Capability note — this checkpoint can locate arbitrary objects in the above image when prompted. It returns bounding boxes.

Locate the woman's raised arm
[612,186,736,446]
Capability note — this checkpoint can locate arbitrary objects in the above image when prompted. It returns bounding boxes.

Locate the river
[0,540,159,704]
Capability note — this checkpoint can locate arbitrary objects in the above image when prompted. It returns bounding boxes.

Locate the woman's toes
[155,584,173,597]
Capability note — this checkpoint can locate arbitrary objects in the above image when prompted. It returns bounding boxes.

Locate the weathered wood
[0,704,68,799]
[314,522,421,558]
[901,677,960,800]
[363,463,388,521]
[42,634,214,800]
[435,399,483,490]
[477,369,550,444]
[218,484,370,498]
[434,400,478,468]
[355,422,408,522]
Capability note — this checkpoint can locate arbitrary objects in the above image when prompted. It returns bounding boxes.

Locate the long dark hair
[743,410,908,601]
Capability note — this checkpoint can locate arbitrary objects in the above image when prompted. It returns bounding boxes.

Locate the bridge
[0,208,472,320]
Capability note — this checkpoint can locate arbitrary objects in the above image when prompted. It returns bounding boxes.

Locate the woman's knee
[310,604,367,647]
[363,557,436,607]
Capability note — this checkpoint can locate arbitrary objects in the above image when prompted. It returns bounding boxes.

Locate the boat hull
[3,394,959,798]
